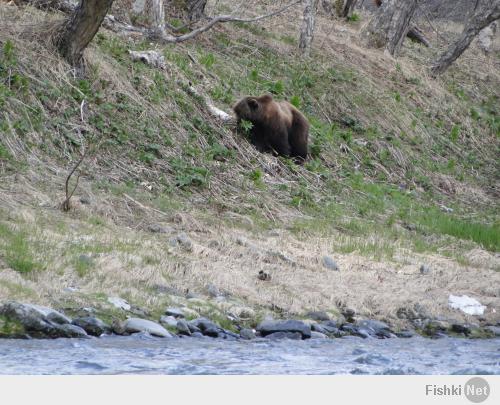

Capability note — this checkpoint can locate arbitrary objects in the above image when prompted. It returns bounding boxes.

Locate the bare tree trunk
[56,0,114,70]
[185,0,207,22]
[321,0,334,14]
[168,0,207,22]
[431,1,500,76]
[148,0,165,38]
[336,0,358,18]
[361,0,418,56]
[372,0,430,48]
[299,0,319,56]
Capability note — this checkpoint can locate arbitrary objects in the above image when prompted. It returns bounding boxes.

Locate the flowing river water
[0,335,499,375]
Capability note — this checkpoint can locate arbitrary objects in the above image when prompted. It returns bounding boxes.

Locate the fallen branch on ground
[180,80,233,122]
[20,0,301,45]
[128,50,167,69]
[128,50,233,122]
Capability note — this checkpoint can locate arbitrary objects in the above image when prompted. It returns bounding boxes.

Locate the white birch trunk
[299,0,319,56]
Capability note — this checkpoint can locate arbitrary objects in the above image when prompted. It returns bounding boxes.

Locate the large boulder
[72,317,111,337]
[123,318,173,337]
[256,320,311,339]
[0,301,85,338]
[356,319,394,338]
[189,318,224,338]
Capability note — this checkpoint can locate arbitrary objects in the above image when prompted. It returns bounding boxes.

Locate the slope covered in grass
[0,2,498,326]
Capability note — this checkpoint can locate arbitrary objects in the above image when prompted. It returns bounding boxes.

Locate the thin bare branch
[61,150,86,212]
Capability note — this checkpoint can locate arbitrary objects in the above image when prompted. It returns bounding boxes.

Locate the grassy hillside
[0,2,499,327]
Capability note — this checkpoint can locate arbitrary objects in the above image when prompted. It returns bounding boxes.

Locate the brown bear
[233,94,309,162]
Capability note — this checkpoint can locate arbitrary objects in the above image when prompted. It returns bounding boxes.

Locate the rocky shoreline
[1,301,499,341]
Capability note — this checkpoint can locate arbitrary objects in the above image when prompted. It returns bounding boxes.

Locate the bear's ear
[260,94,273,102]
[248,98,259,110]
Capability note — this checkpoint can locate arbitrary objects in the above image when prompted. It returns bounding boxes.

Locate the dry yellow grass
[1,169,499,327]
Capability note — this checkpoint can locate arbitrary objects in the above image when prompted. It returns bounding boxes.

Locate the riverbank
[1,2,499,342]
[1,298,499,341]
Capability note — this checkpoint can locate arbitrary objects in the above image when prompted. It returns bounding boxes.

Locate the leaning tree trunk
[362,0,418,56]
[56,0,114,70]
[431,1,500,76]
[299,0,319,56]
[335,0,358,18]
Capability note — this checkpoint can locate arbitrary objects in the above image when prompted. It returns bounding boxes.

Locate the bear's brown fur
[233,94,309,162]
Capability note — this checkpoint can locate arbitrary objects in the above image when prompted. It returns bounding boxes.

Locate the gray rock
[240,328,256,340]
[356,319,393,338]
[176,319,191,336]
[165,307,185,318]
[485,326,500,336]
[147,223,171,233]
[187,323,201,334]
[311,323,327,333]
[72,317,110,336]
[311,331,328,339]
[341,324,370,338]
[57,324,89,338]
[191,332,204,338]
[170,233,193,252]
[396,330,415,338]
[256,320,311,339]
[45,309,72,325]
[306,311,330,321]
[322,255,339,271]
[159,315,178,328]
[124,318,172,338]
[203,326,220,338]
[206,283,222,298]
[267,331,302,340]
[0,301,74,338]
[420,264,431,275]
[189,318,221,337]
[321,320,338,329]
[79,196,91,205]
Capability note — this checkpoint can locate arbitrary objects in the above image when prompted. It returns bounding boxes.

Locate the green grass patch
[0,223,42,274]
[414,210,500,252]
